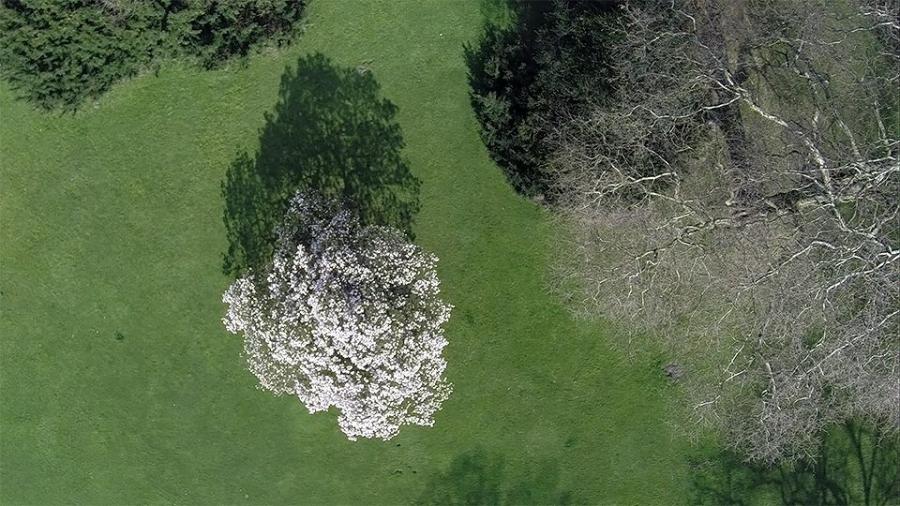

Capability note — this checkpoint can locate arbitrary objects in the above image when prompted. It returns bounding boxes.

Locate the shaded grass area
[417,448,573,505]
[222,52,420,275]
[690,421,900,505]
[2,1,690,503]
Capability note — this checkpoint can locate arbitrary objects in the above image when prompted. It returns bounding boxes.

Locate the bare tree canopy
[550,0,899,463]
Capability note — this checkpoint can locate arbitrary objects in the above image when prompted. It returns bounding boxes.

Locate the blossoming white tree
[223,192,452,440]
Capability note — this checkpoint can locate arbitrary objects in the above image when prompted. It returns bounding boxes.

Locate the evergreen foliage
[0,0,305,110]
[186,0,305,68]
[464,0,619,196]
[0,0,158,110]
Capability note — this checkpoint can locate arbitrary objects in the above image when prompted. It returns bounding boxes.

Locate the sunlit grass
[0,1,691,503]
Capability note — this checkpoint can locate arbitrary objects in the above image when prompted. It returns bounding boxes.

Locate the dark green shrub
[0,0,305,110]
[0,0,162,110]
[465,0,619,196]
[186,0,304,68]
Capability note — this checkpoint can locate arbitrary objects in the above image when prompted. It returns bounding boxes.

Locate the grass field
[0,1,693,503]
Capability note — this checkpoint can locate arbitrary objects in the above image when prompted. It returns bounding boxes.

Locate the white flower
[222,192,452,440]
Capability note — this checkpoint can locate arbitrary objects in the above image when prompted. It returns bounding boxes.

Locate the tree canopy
[0,0,305,110]
[464,0,619,196]
[222,192,452,441]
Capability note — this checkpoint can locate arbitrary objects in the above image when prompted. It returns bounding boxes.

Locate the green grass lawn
[0,1,692,503]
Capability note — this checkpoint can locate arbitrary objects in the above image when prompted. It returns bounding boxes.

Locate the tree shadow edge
[221,52,421,276]
[689,420,900,506]
[416,448,575,506]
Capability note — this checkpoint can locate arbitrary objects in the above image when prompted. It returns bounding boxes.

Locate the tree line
[468,0,899,467]
[0,0,305,110]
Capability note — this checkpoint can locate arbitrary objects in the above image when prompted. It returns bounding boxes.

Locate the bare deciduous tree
[550,0,899,463]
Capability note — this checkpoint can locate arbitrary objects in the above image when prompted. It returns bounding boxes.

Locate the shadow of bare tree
[690,421,900,505]
[417,448,574,505]
[222,53,420,276]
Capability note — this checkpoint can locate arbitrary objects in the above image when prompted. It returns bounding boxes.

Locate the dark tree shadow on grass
[222,53,420,276]
[690,421,900,505]
[417,448,574,505]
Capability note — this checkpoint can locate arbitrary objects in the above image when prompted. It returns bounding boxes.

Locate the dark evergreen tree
[464,0,619,196]
[0,0,305,110]
[186,0,305,68]
[0,0,161,110]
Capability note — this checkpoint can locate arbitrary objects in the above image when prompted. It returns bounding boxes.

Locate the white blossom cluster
[222,192,452,440]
